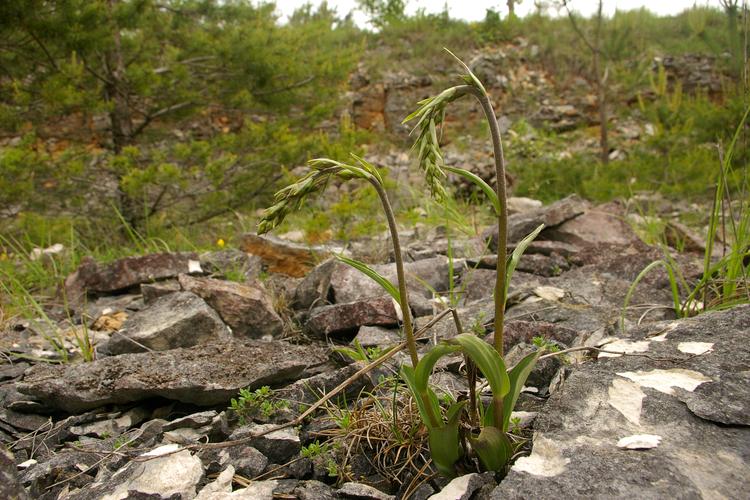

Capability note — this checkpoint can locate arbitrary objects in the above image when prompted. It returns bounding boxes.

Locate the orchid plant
[257,50,545,477]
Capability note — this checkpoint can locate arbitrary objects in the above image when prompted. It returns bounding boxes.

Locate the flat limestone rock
[490,305,750,499]
[17,340,329,413]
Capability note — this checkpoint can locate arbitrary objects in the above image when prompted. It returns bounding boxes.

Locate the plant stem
[368,178,419,367]
[462,86,509,359]
[463,85,509,432]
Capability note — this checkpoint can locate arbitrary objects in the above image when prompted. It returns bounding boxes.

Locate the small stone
[429,472,495,500]
[229,424,300,464]
[337,481,395,500]
[352,326,401,347]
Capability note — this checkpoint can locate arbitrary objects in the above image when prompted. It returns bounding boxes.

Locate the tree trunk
[104,0,139,230]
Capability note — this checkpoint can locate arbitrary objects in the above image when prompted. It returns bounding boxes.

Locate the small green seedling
[229,386,288,424]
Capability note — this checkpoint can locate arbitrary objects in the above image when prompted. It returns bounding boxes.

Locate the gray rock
[490,305,750,499]
[200,249,264,281]
[429,472,495,499]
[141,280,181,304]
[106,291,231,354]
[546,201,640,247]
[164,426,212,444]
[65,252,202,303]
[201,445,269,478]
[329,256,451,304]
[293,258,337,310]
[294,480,336,500]
[0,362,30,382]
[0,408,49,432]
[229,424,300,464]
[69,407,150,438]
[484,195,589,248]
[0,448,28,500]
[337,481,396,500]
[163,410,219,431]
[352,326,402,348]
[504,343,560,391]
[306,296,400,339]
[69,445,204,499]
[18,339,329,412]
[21,450,100,497]
[279,362,379,408]
[179,274,284,339]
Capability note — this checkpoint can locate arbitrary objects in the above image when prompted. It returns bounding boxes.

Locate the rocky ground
[1,195,748,499]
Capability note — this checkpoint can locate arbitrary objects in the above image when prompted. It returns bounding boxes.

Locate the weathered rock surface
[0,448,28,500]
[338,481,396,500]
[18,340,329,412]
[490,305,750,499]
[306,296,400,339]
[545,201,640,247]
[105,291,231,354]
[240,233,332,277]
[179,274,284,338]
[329,256,451,304]
[141,279,181,303]
[229,424,301,463]
[200,249,264,281]
[293,258,337,309]
[65,252,201,301]
[429,472,495,500]
[68,445,204,499]
[484,195,590,248]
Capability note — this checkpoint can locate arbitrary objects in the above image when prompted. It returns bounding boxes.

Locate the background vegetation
[0,0,747,314]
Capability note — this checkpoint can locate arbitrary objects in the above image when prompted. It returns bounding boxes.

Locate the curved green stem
[463,85,509,432]
[368,178,419,367]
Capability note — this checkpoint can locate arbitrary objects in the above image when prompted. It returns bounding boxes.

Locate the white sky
[273,0,721,25]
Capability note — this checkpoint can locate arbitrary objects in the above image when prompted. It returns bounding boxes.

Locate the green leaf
[448,333,509,400]
[427,400,467,477]
[502,350,542,432]
[334,254,400,302]
[400,364,442,429]
[469,426,513,472]
[443,165,500,215]
[414,343,462,393]
[505,224,545,302]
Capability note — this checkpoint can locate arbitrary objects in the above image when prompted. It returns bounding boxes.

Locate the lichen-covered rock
[490,306,750,499]
[68,445,204,499]
[18,339,329,412]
